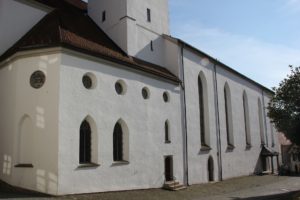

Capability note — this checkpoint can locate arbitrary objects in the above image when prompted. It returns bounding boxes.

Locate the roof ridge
[0,9,180,84]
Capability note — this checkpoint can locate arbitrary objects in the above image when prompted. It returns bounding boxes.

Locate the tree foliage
[268,66,300,145]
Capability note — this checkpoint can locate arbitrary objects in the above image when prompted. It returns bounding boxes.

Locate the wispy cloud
[284,0,300,13]
[172,23,300,89]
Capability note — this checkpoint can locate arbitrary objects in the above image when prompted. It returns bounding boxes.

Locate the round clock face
[30,70,46,89]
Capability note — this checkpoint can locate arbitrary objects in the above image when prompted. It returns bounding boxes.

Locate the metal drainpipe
[262,90,269,147]
[180,43,189,186]
[213,63,223,181]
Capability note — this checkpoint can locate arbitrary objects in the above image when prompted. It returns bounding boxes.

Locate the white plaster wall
[0,0,48,55]
[88,0,170,68]
[127,0,169,35]
[163,39,180,77]
[57,52,184,195]
[88,0,128,53]
[0,51,60,195]
[183,48,280,183]
[216,65,278,179]
[183,50,219,184]
[263,94,281,171]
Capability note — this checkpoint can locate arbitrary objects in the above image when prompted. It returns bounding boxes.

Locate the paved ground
[1,175,300,200]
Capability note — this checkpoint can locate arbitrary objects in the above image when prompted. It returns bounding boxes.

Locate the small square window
[102,11,106,22]
[147,8,151,22]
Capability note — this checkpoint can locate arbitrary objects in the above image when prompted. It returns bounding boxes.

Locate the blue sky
[169,0,300,89]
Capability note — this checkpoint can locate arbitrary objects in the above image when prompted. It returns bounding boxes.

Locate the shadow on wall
[254,155,263,175]
[0,179,49,199]
[230,190,299,200]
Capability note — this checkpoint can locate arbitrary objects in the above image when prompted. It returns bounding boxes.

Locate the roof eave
[163,34,274,94]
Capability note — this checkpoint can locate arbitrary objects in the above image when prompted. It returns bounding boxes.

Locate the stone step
[164,180,180,186]
[163,180,186,191]
[172,186,187,191]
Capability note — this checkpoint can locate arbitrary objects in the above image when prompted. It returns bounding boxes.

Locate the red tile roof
[0,6,180,84]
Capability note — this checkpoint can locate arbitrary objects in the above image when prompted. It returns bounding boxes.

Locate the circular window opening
[30,70,46,89]
[163,91,170,102]
[115,80,126,95]
[142,87,150,99]
[82,73,96,89]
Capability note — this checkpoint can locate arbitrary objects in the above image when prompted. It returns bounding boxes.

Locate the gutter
[180,43,189,186]
[213,63,223,181]
[262,90,269,147]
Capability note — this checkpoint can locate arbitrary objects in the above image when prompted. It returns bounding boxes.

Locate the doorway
[262,157,268,171]
[208,156,214,182]
[165,156,173,181]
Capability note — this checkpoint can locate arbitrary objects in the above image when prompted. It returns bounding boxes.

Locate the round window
[30,70,46,89]
[82,75,92,89]
[142,87,150,99]
[115,81,125,95]
[82,73,97,89]
[163,91,169,102]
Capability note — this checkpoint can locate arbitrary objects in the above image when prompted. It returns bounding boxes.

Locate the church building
[0,0,280,195]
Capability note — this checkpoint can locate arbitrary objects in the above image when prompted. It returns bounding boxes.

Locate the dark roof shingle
[0,7,180,84]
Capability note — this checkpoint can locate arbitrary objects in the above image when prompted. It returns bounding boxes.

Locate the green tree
[268,66,300,145]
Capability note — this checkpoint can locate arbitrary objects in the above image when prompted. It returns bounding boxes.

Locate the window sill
[227,145,235,151]
[77,163,100,169]
[112,161,129,166]
[14,164,34,168]
[200,145,212,151]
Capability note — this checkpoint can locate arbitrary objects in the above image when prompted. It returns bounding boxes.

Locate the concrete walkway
[1,175,300,200]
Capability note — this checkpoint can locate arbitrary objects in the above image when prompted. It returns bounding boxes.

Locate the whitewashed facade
[0,0,280,195]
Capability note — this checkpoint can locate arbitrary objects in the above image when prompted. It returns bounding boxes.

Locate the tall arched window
[165,120,170,143]
[243,91,251,148]
[198,75,206,146]
[80,120,91,164]
[198,72,210,148]
[113,122,123,161]
[258,98,265,145]
[224,83,234,148]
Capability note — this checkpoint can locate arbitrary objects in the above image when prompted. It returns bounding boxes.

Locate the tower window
[147,8,151,22]
[102,11,106,22]
[150,41,154,51]
[165,120,170,143]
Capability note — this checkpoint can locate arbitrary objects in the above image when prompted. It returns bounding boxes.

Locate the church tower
[88,0,170,64]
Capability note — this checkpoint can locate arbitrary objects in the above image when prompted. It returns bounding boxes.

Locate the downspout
[180,43,189,186]
[262,90,269,147]
[213,63,223,181]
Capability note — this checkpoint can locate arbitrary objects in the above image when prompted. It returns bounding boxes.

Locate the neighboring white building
[0,0,280,195]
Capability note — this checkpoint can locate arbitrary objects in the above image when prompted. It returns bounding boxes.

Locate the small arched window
[243,91,251,148]
[165,120,170,143]
[80,120,91,164]
[113,120,129,162]
[113,122,123,161]
[224,83,234,149]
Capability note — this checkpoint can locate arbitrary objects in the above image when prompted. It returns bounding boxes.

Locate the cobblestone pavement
[1,175,300,200]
